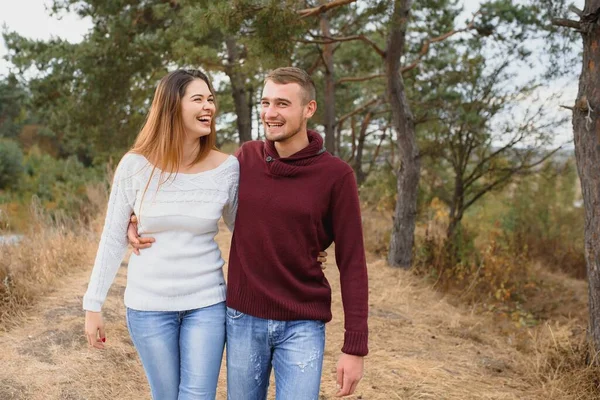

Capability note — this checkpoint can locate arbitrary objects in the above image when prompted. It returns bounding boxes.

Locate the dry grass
[0,204,96,331]
[0,209,597,398]
[361,208,392,261]
[512,266,600,400]
[521,321,600,399]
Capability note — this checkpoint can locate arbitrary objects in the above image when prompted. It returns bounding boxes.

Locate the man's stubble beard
[266,119,306,144]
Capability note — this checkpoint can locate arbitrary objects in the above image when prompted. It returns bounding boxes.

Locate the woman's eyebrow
[190,93,213,98]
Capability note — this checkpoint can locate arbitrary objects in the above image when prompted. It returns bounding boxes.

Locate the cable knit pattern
[83,152,239,312]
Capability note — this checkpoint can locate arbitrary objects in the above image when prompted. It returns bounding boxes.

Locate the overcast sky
[0,0,586,145]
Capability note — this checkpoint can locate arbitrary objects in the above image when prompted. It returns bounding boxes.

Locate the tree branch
[463,131,525,188]
[307,53,323,75]
[337,74,385,84]
[401,11,480,74]
[329,11,480,88]
[463,147,562,212]
[462,173,513,212]
[337,98,381,127]
[552,18,582,30]
[298,0,358,18]
[301,34,386,57]
[569,5,584,17]
[367,127,389,175]
[509,146,563,171]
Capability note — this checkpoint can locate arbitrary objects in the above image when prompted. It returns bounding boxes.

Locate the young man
[130,67,368,399]
[225,67,368,400]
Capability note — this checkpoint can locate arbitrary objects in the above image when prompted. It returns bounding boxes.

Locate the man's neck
[274,129,310,158]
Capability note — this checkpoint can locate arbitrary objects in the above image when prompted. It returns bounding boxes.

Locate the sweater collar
[264,130,326,177]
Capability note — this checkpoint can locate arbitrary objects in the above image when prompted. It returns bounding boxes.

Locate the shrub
[0,139,24,190]
[500,160,585,278]
[414,198,534,310]
[359,165,397,211]
[17,148,105,223]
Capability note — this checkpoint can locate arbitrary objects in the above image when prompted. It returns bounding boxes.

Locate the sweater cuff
[82,296,103,313]
[341,330,368,356]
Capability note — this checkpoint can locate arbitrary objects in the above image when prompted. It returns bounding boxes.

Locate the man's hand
[127,214,155,255]
[335,353,364,397]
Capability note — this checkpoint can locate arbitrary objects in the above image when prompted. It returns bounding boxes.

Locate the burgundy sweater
[226,130,369,356]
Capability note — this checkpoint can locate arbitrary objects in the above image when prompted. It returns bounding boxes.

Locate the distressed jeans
[225,307,326,400]
[126,302,226,400]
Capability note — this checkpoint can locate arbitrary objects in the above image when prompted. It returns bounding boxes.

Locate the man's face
[260,80,315,143]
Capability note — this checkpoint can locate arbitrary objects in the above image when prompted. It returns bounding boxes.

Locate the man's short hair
[264,67,316,104]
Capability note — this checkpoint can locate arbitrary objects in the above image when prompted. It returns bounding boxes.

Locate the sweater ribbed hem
[227,283,369,355]
[342,330,369,356]
[124,284,227,312]
[226,283,332,322]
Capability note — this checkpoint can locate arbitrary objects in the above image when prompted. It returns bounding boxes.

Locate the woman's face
[180,78,216,140]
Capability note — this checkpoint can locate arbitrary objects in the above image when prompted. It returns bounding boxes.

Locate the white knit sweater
[83,152,239,312]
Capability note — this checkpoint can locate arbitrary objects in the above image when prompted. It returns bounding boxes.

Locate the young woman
[82,69,238,400]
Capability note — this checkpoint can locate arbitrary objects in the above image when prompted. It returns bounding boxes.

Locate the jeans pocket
[226,307,245,320]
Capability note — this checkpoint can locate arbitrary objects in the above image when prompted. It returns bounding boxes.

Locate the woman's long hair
[131,69,217,178]
[130,69,218,222]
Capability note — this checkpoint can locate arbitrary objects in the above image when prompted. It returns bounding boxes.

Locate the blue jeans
[126,302,226,400]
[226,307,326,400]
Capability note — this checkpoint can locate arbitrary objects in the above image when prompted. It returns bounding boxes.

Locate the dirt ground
[0,224,559,399]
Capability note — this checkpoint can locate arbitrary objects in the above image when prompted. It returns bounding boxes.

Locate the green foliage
[413,28,567,250]
[413,196,534,309]
[500,158,585,278]
[4,1,177,161]
[359,164,397,211]
[0,75,29,139]
[410,154,583,311]
[4,0,325,158]
[0,139,24,190]
[14,148,104,221]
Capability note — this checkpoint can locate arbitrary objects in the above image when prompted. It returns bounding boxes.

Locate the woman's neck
[182,138,200,167]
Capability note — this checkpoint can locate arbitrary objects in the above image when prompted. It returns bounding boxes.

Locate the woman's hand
[318,251,328,269]
[85,311,106,349]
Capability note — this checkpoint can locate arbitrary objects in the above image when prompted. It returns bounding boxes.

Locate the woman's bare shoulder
[209,149,231,162]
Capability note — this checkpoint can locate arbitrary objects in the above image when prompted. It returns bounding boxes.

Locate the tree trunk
[225,37,252,144]
[255,87,263,140]
[348,115,357,162]
[353,111,372,186]
[447,173,464,242]
[573,1,600,350]
[320,5,337,154]
[446,205,464,265]
[387,0,420,269]
[336,117,343,156]
[247,84,254,140]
